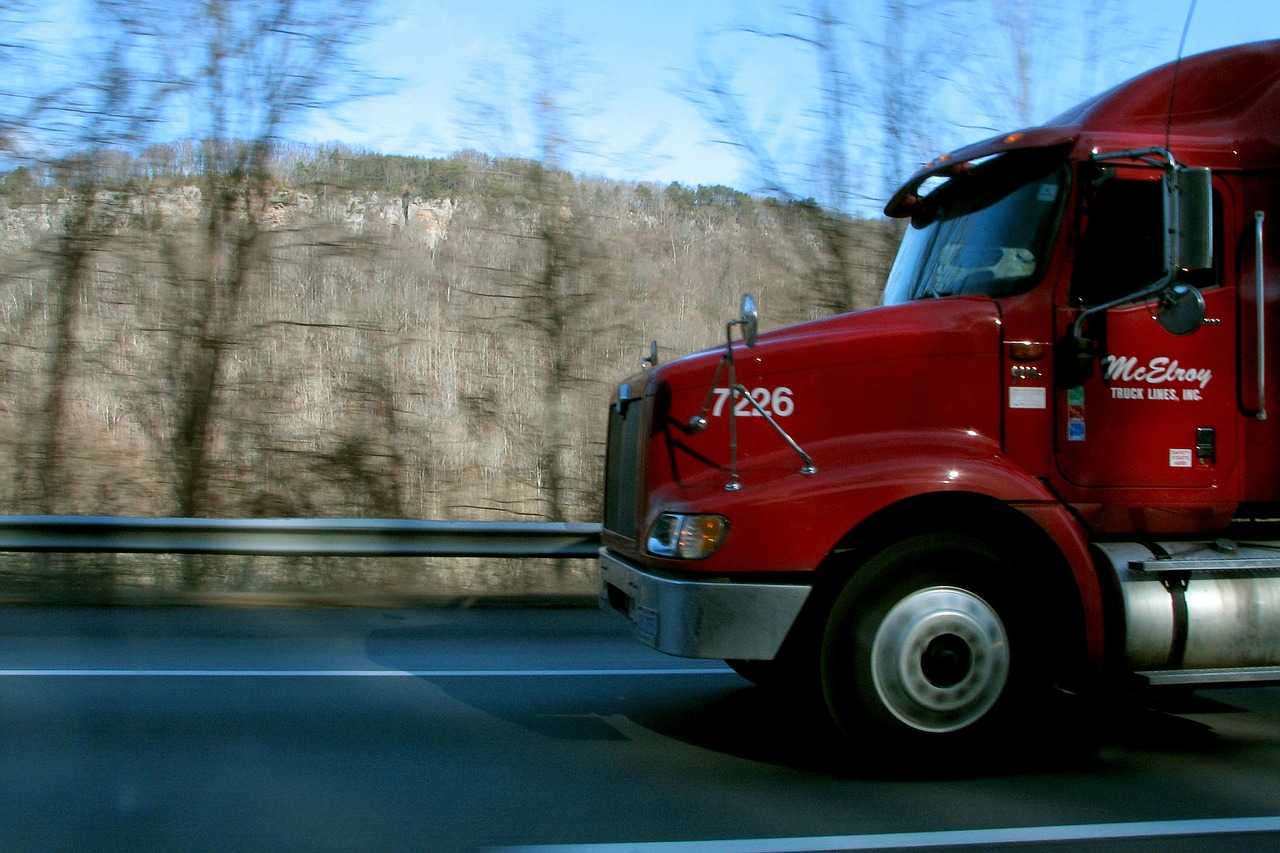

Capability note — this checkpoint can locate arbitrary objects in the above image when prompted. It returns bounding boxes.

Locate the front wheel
[867,584,1010,732]
[821,533,1042,763]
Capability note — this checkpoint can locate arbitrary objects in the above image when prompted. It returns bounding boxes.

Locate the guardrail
[0,516,603,558]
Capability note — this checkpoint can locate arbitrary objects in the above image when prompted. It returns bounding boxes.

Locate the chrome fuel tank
[1095,540,1280,673]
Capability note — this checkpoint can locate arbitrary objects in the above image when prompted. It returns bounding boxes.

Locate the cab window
[1072,171,1222,306]
[883,148,1067,305]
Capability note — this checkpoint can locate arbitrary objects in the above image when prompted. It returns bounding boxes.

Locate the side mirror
[739,294,759,348]
[1167,166,1213,272]
[642,339,659,368]
[1156,283,1206,336]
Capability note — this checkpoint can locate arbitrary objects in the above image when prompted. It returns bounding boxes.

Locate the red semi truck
[600,40,1280,759]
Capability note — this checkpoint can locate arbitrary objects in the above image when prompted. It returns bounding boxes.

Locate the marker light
[1009,341,1046,362]
[646,513,729,560]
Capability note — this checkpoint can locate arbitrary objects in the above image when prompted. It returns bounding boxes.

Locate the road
[0,605,1279,852]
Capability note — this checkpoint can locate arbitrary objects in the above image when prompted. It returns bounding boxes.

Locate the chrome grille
[603,396,645,540]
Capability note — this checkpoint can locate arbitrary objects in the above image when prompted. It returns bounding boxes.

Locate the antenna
[1165,0,1199,150]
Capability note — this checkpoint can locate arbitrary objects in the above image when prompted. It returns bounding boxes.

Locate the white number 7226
[710,386,795,418]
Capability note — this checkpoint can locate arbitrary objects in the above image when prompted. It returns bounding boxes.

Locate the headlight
[646,513,728,559]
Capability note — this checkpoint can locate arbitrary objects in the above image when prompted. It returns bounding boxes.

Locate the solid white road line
[496,815,1280,852]
[0,667,734,677]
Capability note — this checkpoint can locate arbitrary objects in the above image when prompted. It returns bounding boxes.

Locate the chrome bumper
[599,548,811,660]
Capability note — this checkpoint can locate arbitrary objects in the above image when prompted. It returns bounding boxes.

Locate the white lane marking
[495,815,1280,852]
[0,667,734,677]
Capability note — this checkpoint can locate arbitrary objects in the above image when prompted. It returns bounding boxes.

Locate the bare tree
[457,13,610,525]
[115,0,383,521]
[0,0,387,537]
[991,0,1042,127]
[684,0,1169,314]
[34,157,108,514]
[686,0,915,312]
[960,0,1169,134]
[4,1,174,513]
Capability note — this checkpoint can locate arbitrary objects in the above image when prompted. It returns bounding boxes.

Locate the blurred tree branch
[455,13,612,529]
[1,0,386,528]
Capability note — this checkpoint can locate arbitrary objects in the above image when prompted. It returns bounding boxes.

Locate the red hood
[617,297,1015,573]
[654,297,1002,398]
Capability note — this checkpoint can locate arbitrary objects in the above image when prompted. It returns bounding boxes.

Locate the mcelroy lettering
[1101,355,1213,389]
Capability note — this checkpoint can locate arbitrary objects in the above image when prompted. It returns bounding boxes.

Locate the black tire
[820,533,1043,765]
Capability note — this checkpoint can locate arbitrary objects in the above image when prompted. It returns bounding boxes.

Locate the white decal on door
[1101,356,1213,390]
[1009,387,1046,409]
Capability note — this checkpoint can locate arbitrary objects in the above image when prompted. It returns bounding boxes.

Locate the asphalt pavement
[0,605,1278,851]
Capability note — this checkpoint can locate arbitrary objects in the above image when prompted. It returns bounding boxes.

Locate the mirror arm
[1258,211,1269,421]
[1091,146,1177,169]
[723,320,742,490]
[731,383,817,475]
[1072,273,1175,340]
[690,294,815,489]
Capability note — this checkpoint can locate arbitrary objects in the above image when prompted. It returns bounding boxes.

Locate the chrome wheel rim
[870,586,1009,733]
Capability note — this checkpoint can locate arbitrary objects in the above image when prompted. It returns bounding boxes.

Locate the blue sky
[18,1,1280,213]
[301,0,1280,211]
[307,1,751,183]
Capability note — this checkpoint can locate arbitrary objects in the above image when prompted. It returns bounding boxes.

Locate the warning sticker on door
[1009,387,1046,409]
[1067,386,1085,441]
[1169,449,1193,468]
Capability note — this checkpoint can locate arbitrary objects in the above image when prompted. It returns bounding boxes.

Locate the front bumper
[599,548,811,660]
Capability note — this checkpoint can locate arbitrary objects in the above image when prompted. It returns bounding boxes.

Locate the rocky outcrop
[0,187,456,248]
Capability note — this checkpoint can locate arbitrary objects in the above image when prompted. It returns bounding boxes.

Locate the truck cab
[601,41,1280,761]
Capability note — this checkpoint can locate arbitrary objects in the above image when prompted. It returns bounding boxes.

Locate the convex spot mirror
[1156,283,1206,336]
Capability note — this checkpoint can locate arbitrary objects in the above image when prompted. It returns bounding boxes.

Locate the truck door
[1055,173,1237,491]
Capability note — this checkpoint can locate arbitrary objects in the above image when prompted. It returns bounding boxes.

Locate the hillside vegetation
[0,144,898,594]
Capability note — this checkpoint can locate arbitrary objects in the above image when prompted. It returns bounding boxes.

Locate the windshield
[883,149,1067,305]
